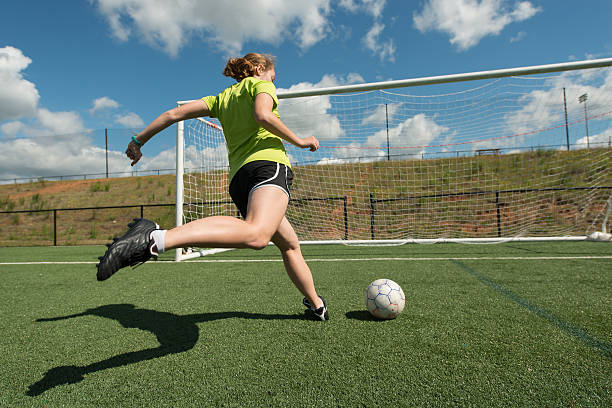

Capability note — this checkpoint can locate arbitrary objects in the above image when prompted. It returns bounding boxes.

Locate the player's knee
[278,238,300,253]
[248,240,268,251]
[246,232,271,251]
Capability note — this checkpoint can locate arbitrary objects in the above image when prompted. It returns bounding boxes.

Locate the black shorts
[229,160,293,218]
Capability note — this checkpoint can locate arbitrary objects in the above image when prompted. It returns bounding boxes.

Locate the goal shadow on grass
[26,304,305,396]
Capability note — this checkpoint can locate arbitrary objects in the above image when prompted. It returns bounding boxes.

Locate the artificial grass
[0,242,610,407]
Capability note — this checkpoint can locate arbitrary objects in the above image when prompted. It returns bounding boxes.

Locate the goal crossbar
[178,58,612,105]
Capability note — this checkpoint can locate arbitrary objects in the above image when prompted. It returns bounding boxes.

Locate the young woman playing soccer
[97,53,328,320]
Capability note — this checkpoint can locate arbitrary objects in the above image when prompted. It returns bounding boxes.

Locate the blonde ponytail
[223,53,275,82]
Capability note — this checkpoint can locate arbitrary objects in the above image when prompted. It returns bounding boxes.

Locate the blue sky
[1,0,611,180]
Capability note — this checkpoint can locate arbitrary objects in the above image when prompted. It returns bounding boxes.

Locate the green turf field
[0,242,610,407]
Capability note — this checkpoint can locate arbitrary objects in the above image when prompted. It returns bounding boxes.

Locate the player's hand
[300,136,319,152]
[126,140,142,166]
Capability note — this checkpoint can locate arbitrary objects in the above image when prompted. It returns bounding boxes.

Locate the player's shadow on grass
[27,304,304,396]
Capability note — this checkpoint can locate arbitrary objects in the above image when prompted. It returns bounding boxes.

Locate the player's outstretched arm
[127,99,211,166]
[253,93,319,152]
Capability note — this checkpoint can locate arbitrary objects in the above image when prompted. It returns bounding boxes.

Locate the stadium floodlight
[175,58,612,261]
[578,93,590,149]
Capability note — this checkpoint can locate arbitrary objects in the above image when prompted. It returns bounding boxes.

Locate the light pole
[578,93,589,149]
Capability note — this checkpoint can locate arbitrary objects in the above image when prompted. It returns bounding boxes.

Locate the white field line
[1,256,611,265]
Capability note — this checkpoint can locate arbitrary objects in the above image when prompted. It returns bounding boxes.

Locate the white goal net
[176,59,612,260]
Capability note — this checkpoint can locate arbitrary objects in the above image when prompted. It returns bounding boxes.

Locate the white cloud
[361,103,402,126]
[346,73,365,84]
[495,68,612,152]
[339,0,358,11]
[339,0,386,19]
[363,22,396,62]
[0,121,24,139]
[0,46,40,121]
[509,30,526,43]
[136,146,177,172]
[90,96,120,114]
[364,0,386,19]
[93,0,333,56]
[576,130,612,149]
[0,46,88,139]
[0,136,132,180]
[0,108,129,180]
[0,46,135,180]
[508,70,612,133]
[413,0,541,51]
[0,109,96,179]
[0,105,89,141]
[366,113,448,150]
[278,73,364,141]
[139,142,229,173]
[33,109,87,136]
[314,144,386,165]
[294,2,332,50]
[339,0,394,62]
[90,96,144,129]
[114,112,144,128]
[510,1,540,20]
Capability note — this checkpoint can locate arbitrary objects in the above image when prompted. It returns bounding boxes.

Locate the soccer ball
[365,279,405,319]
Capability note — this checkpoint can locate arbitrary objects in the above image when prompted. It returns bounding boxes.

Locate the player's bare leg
[163,187,287,250]
[272,218,328,320]
[99,187,287,280]
[272,217,323,309]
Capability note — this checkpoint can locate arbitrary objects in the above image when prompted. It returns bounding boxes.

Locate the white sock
[150,229,167,254]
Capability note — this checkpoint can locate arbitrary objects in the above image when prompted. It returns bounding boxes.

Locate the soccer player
[97,53,328,321]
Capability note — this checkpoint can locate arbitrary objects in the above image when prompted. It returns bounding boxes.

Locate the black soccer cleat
[96,218,159,281]
[302,296,329,321]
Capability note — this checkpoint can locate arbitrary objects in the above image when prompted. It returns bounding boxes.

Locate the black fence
[1,186,609,247]
[1,203,176,246]
[369,186,612,240]
[0,197,350,247]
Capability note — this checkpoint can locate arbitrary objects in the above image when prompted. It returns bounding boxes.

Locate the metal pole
[105,128,109,178]
[495,191,502,238]
[175,59,612,103]
[369,193,375,240]
[563,88,570,151]
[343,196,348,240]
[579,93,590,148]
[275,58,612,99]
[175,118,185,261]
[584,99,590,149]
[385,104,390,161]
[53,209,57,246]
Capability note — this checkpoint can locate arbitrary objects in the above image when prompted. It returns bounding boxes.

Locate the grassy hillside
[0,175,177,246]
[1,148,610,246]
[0,175,176,210]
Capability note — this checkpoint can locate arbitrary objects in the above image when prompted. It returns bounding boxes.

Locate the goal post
[175,119,183,262]
[175,58,612,261]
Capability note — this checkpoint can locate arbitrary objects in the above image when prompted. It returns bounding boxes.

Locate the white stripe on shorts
[249,163,290,198]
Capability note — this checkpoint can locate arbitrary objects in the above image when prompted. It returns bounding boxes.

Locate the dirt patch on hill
[9,179,109,200]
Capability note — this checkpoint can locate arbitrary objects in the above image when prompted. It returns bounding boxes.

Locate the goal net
[176,59,612,260]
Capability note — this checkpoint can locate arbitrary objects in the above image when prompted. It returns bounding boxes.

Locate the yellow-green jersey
[202,77,291,182]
